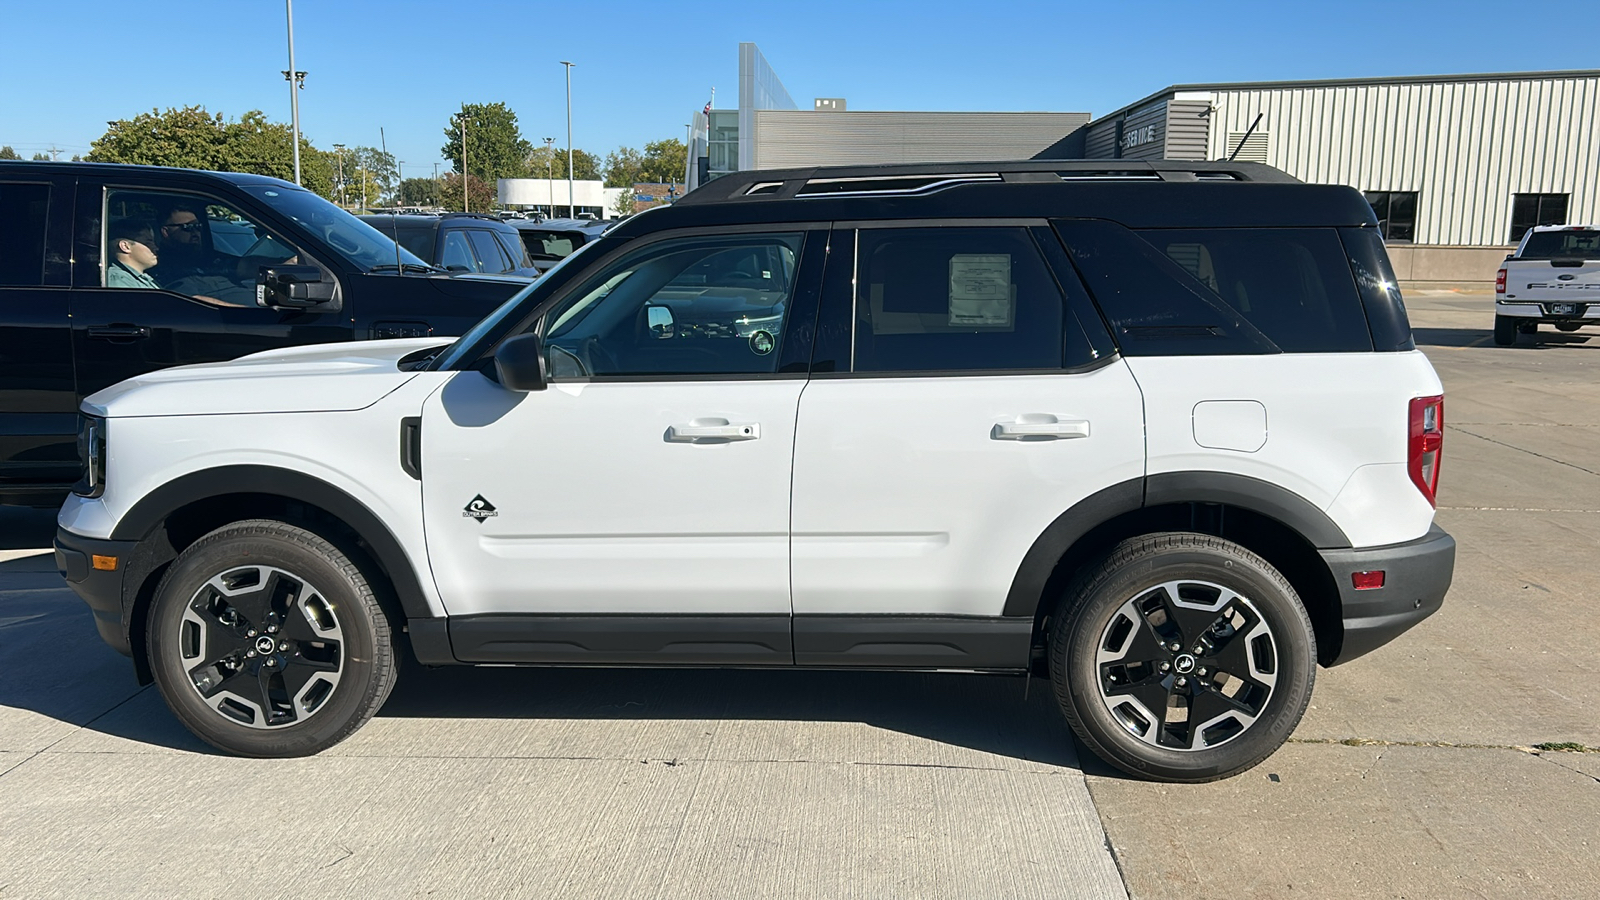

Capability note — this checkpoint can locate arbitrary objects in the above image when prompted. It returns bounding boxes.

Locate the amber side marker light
[91,555,119,571]
[1352,570,1385,590]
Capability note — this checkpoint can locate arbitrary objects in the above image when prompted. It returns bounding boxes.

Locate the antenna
[1227,113,1264,162]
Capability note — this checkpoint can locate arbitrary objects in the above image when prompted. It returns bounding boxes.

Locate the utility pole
[561,61,575,218]
[380,127,389,205]
[360,160,367,211]
[333,143,346,207]
[461,113,469,213]
[543,136,554,217]
[283,0,303,185]
[433,162,441,209]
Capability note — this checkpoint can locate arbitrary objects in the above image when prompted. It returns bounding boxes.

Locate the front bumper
[1319,524,1455,666]
[54,527,138,658]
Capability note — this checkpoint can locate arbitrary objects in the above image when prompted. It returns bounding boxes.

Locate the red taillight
[1495,268,1506,294]
[1408,395,1444,507]
[1352,571,1386,590]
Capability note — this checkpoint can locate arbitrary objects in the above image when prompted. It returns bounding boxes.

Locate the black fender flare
[1000,472,1350,618]
[112,465,435,622]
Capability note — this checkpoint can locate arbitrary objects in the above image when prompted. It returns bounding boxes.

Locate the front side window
[1363,191,1417,243]
[467,229,512,273]
[1511,194,1570,243]
[851,227,1072,373]
[103,190,306,306]
[0,182,50,287]
[541,233,803,378]
[439,231,478,272]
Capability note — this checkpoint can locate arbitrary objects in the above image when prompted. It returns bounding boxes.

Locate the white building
[497,178,624,220]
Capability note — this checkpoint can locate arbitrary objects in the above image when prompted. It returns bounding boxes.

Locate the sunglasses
[163,221,203,232]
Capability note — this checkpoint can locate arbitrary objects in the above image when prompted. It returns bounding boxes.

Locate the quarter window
[541,233,803,377]
[1510,193,1569,243]
[0,183,49,287]
[1363,191,1417,243]
[851,227,1070,372]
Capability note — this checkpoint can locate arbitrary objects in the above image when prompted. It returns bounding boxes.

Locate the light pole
[332,143,345,207]
[561,61,575,218]
[543,136,554,217]
[283,0,303,185]
[395,161,404,208]
[461,113,469,213]
[432,162,441,209]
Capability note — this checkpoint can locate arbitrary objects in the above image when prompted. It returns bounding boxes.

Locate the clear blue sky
[0,0,1589,178]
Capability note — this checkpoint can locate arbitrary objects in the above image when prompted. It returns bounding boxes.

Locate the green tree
[439,173,496,213]
[398,177,441,206]
[602,145,644,188]
[612,188,637,217]
[31,152,50,161]
[528,144,600,181]
[442,102,531,186]
[640,138,687,184]
[0,146,19,160]
[87,106,336,199]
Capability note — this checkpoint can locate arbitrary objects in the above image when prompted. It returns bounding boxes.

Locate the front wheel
[1050,533,1316,782]
[146,519,397,757]
[1493,316,1517,346]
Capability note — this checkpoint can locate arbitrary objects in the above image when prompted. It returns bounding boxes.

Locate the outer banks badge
[749,330,775,356]
[463,495,498,523]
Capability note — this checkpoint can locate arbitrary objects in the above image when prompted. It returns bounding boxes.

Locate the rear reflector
[1352,570,1386,590]
[1408,395,1444,507]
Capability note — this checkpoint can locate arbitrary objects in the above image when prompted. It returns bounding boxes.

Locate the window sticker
[949,254,1013,326]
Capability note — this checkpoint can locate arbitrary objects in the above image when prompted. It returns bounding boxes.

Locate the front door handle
[992,415,1090,440]
[87,324,151,342]
[666,419,761,443]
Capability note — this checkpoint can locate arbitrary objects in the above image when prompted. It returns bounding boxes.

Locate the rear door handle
[992,415,1090,440]
[87,325,152,342]
[666,419,761,443]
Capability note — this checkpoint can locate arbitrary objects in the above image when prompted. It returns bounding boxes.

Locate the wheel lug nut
[1197,667,1208,676]
[1160,662,1171,672]
[1168,642,1181,652]
[247,629,257,637]
[265,658,277,667]
[278,641,289,651]
[1176,677,1188,687]
[267,625,278,634]
[247,650,257,658]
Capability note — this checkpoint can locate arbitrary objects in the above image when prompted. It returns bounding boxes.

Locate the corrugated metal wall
[750,111,1091,169]
[1118,103,1167,161]
[1203,76,1600,245]
[1084,118,1118,158]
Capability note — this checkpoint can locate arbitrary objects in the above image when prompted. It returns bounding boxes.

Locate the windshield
[429,238,607,371]
[517,229,586,260]
[240,185,428,272]
[1521,230,1600,260]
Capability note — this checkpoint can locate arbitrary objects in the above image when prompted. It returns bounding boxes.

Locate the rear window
[389,224,437,262]
[1055,220,1374,355]
[519,229,584,261]
[1520,230,1600,260]
[0,182,49,286]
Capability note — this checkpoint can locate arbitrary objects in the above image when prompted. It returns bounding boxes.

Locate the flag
[703,99,712,115]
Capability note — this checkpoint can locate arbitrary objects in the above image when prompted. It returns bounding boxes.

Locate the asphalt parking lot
[1,290,1596,899]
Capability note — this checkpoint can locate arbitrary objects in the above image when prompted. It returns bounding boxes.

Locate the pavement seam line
[0,685,153,782]
[1449,425,1600,477]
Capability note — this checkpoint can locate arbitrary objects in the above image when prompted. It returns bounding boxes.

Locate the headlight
[73,415,106,498]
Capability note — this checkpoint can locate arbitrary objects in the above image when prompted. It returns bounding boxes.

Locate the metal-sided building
[1072,71,1600,287]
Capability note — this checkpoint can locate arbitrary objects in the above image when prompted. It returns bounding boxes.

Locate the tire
[1555,322,1583,333]
[1493,316,1517,346]
[1049,533,1316,783]
[146,519,398,757]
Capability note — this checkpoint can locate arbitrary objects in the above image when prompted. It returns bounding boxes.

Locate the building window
[1363,191,1417,243]
[1510,193,1568,243]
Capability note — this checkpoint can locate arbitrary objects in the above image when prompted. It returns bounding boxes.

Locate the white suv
[56,161,1455,782]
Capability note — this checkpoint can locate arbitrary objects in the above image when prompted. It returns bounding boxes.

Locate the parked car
[0,162,535,508]
[359,213,540,279]
[509,217,613,273]
[55,160,1454,782]
[1494,224,1600,345]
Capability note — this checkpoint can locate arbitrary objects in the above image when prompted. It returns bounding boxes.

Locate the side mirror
[257,265,336,309]
[645,304,676,339]
[493,333,548,392]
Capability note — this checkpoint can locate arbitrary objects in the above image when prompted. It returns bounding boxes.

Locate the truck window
[104,190,303,307]
[1519,229,1600,260]
[0,182,50,286]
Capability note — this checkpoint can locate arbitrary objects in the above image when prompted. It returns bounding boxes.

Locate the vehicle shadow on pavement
[0,561,1083,767]
[0,507,57,550]
[380,659,1083,768]
[1412,326,1596,348]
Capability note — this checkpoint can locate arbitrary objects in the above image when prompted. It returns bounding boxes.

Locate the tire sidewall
[1056,538,1316,782]
[148,524,384,757]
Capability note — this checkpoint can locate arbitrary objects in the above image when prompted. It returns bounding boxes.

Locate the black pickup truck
[0,162,533,507]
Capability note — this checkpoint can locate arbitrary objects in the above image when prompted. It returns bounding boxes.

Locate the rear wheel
[146,519,397,757]
[1555,322,1584,333]
[1050,533,1316,782]
[1493,316,1517,346]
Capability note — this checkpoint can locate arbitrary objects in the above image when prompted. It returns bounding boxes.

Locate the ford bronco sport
[56,161,1455,782]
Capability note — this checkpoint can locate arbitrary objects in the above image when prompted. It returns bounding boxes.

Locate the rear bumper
[54,527,138,658]
[1319,524,1455,666]
[1495,300,1600,322]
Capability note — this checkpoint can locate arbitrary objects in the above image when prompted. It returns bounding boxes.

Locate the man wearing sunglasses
[155,203,209,276]
[106,219,162,289]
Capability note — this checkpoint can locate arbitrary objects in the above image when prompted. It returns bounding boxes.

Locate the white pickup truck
[1495,225,1600,345]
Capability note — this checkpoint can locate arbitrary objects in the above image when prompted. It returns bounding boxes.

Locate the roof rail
[678,160,1297,205]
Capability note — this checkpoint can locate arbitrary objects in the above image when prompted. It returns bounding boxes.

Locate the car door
[788,223,1146,666]
[0,171,77,500]
[67,180,349,400]
[419,227,824,665]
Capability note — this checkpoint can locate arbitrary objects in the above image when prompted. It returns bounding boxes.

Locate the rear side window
[1138,228,1373,353]
[496,231,533,269]
[0,182,50,286]
[852,227,1081,372]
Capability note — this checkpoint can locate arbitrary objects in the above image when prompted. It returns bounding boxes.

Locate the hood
[83,338,451,418]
